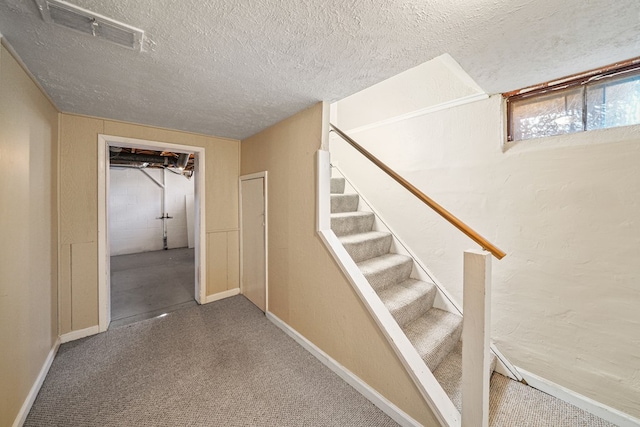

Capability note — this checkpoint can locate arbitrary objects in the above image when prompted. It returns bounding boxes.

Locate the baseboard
[266,311,423,427]
[490,344,522,381]
[518,367,640,427]
[204,288,240,304]
[12,337,60,427]
[60,325,100,344]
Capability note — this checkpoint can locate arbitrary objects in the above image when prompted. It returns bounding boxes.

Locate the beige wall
[241,102,439,425]
[333,59,640,417]
[58,114,240,334]
[0,44,59,426]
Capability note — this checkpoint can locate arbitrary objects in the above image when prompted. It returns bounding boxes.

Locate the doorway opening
[98,135,207,332]
[108,148,195,327]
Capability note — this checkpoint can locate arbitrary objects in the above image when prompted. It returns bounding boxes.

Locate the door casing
[97,134,207,332]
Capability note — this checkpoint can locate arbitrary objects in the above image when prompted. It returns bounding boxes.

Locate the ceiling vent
[34,0,144,50]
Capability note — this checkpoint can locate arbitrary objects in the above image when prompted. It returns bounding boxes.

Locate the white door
[241,175,267,311]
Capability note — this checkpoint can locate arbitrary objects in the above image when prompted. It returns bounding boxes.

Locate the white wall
[336,53,484,131]
[109,167,194,255]
[332,56,640,418]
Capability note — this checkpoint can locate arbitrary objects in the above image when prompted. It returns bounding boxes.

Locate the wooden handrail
[330,124,506,260]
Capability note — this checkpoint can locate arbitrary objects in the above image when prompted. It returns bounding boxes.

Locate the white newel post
[462,250,492,427]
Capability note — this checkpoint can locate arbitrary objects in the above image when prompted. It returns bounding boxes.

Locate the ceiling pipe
[110,153,173,166]
[176,153,189,170]
[109,163,147,169]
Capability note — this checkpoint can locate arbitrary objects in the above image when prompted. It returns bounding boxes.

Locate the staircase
[330,175,495,411]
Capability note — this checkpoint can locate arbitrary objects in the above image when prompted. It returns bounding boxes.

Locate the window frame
[504,58,640,142]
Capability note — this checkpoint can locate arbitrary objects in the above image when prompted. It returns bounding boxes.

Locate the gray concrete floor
[109,248,197,329]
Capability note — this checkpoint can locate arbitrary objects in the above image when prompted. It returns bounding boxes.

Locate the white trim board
[203,288,240,304]
[60,325,100,343]
[266,312,423,427]
[344,92,488,135]
[12,338,60,427]
[316,151,331,232]
[518,367,640,427]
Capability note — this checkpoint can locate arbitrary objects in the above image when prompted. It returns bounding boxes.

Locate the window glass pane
[586,73,640,130]
[510,87,584,141]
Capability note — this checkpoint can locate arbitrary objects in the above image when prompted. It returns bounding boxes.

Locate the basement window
[505,59,640,142]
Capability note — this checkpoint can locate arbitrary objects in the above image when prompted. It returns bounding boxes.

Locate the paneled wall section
[58,114,240,334]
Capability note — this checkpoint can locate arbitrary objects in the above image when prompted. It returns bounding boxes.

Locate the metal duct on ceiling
[110,153,172,166]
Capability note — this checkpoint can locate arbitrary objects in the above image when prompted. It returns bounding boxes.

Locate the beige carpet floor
[25,294,618,426]
[488,373,615,427]
[25,296,398,427]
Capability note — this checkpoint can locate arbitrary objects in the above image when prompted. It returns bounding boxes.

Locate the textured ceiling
[0,0,638,139]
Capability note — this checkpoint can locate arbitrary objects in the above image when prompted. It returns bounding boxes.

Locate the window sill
[502,122,640,154]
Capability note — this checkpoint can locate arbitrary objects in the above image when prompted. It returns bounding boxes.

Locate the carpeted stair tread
[403,308,463,371]
[357,254,413,290]
[331,177,346,194]
[331,194,359,213]
[378,279,437,328]
[339,231,392,263]
[331,211,375,236]
[433,341,497,411]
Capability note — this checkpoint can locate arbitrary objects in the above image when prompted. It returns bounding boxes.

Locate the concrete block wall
[109,167,194,255]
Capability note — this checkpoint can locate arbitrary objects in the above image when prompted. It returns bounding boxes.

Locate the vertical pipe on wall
[161,167,168,250]
[139,168,169,250]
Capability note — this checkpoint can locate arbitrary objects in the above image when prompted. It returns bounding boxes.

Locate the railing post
[462,250,492,427]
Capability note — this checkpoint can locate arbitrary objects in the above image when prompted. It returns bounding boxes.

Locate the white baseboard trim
[266,311,423,427]
[12,337,60,427]
[60,325,100,344]
[518,367,640,427]
[204,288,240,304]
[490,344,522,382]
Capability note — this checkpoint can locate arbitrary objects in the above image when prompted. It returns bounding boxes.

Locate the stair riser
[331,214,375,236]
[423,324,462,371]
[432,341,498,412]
[330,178,345,194]
[404,309,463,372]
[343,235,392,263]
[389,288,437,328]
[363,259,412,291]
[331,194,359,213]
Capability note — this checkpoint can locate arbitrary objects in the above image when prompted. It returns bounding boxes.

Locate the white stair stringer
[315,151,461,427]
[329,173,478,403]
[318,230,461,427]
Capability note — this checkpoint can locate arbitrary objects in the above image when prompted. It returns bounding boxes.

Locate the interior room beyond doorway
[110,248,196,328]
[108,145,196,328]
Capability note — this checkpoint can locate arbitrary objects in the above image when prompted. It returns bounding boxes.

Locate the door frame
[239,171,268,312]
[97,134,207,332]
